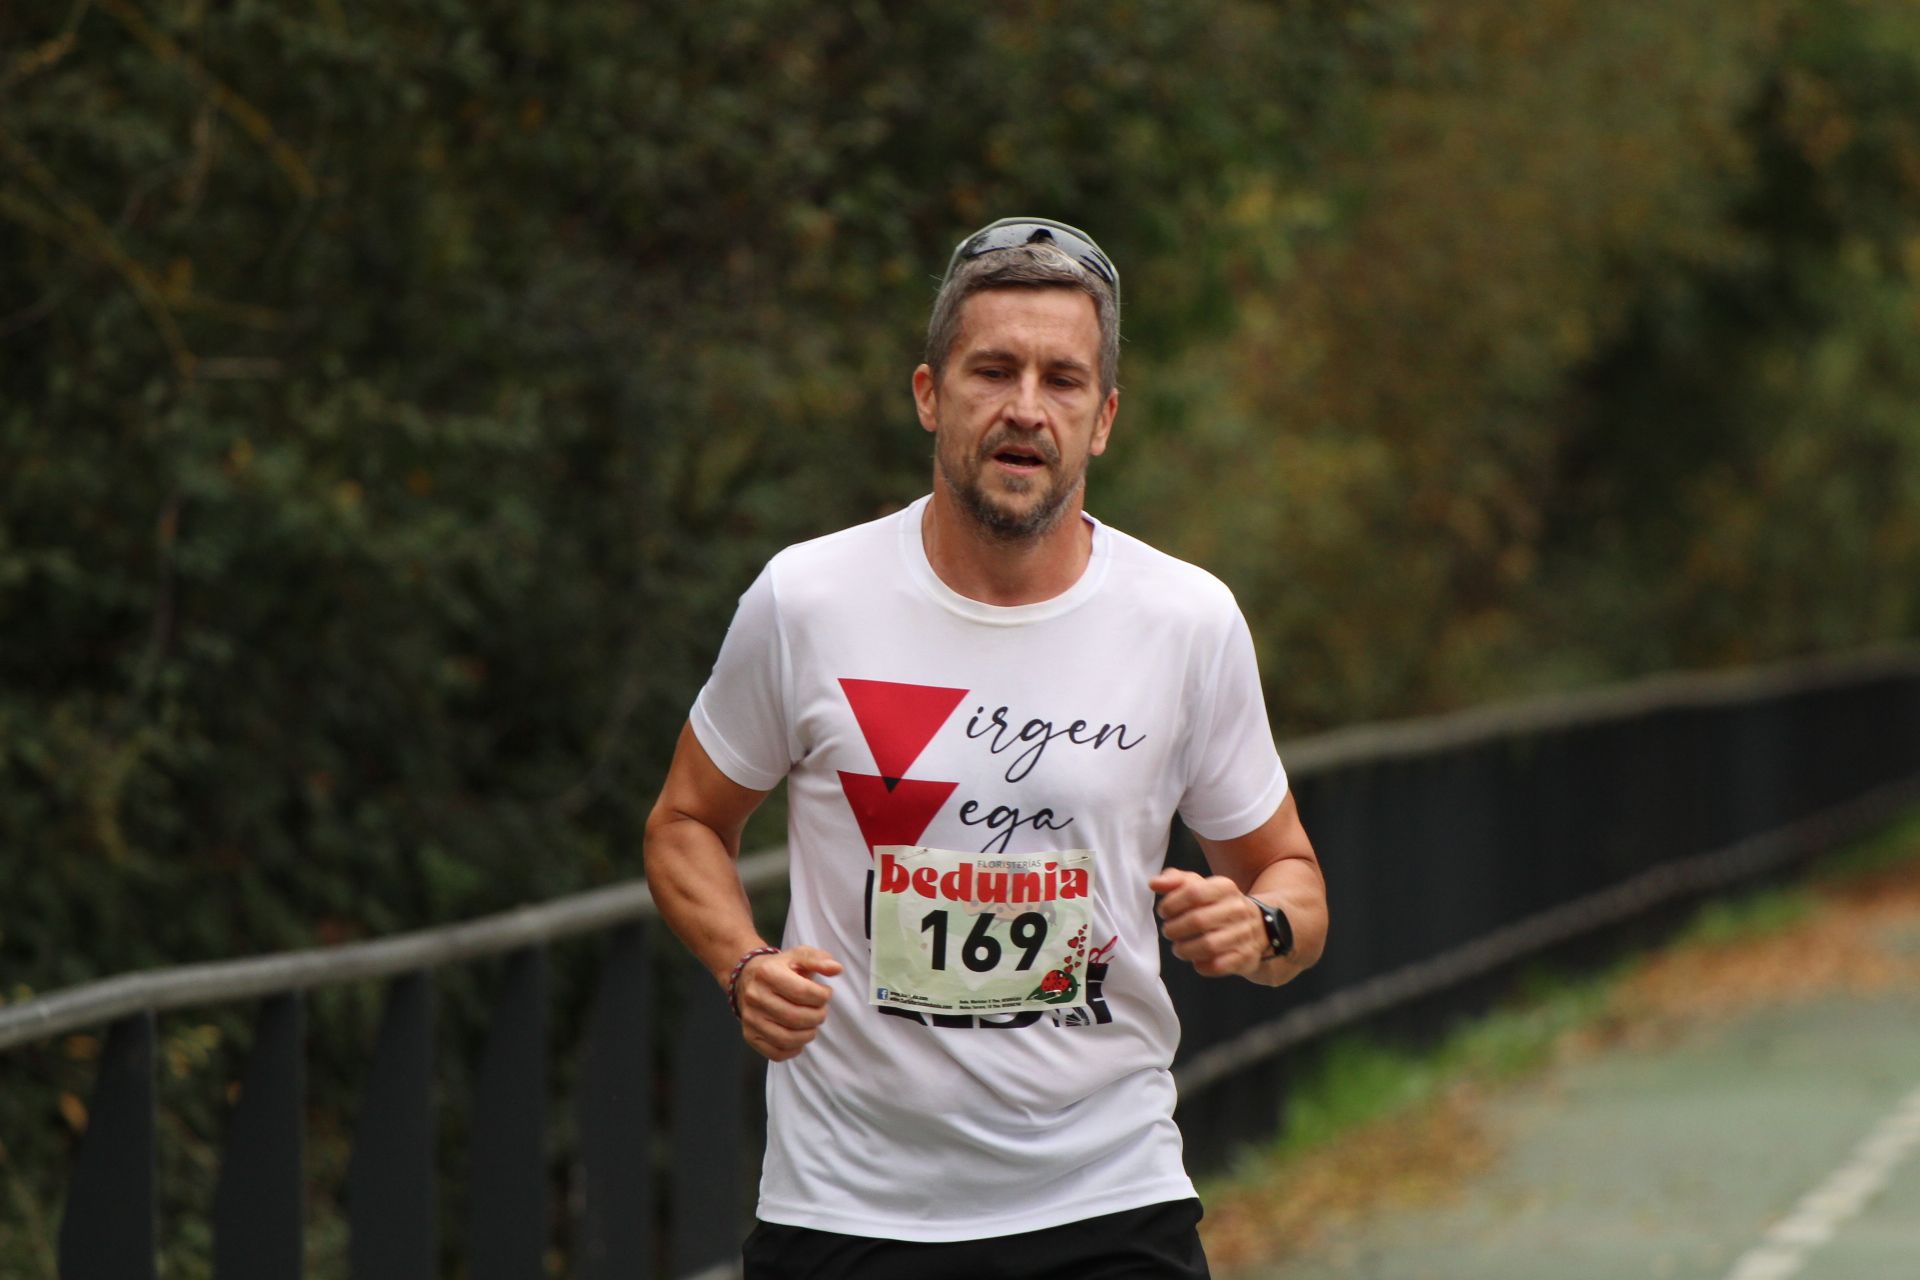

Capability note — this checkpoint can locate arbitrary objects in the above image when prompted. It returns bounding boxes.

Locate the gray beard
[938,445,1083,543]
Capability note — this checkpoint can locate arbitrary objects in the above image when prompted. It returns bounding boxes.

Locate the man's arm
[643,722,842,1061]
[1149,791,1327,987]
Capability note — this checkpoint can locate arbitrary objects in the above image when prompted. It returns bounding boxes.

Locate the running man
[645,216,1327,1277]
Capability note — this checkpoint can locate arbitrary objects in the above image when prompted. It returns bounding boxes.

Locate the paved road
[1228,983,1920,1280]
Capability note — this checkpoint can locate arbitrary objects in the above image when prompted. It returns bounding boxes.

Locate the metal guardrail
[1161,645,1920,1169]
[6,645,1919,1276]
[1282,642,1920,771]
[0,852,790,1054]
[12,645,1913,1053]
[1172,772,1920,1096]
[1,855,795,1279]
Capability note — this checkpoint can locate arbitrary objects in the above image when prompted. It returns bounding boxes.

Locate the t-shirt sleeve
[1176,605,1289,841]
[688,561,795,791]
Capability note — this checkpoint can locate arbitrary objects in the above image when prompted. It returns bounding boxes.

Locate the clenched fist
[734,945,843,1062]
[1149,868,1270,978]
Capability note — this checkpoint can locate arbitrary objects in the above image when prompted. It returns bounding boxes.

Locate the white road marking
[1722,1081,1920,1280]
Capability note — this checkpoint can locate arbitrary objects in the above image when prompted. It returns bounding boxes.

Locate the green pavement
[1226,988,1920,1280]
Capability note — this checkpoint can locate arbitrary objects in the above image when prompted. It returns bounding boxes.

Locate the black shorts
[741,1197,1210,1279]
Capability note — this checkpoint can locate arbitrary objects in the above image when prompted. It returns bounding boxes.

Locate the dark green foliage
[1545,3,1920,671]
[2,6,1379,1268]
[0,0,1375,981]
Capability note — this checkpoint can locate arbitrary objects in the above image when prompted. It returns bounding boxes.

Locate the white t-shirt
[690,495,1287,1241]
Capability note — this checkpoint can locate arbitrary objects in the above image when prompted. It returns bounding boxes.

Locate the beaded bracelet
[727,946,782,1019]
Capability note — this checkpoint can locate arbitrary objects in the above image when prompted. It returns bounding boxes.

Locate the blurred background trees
[4,0,1919,978]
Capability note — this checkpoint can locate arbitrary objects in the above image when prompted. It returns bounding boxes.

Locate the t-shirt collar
[899,494,1111,625]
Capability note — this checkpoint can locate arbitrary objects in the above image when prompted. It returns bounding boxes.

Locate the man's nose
[1005,372,1046,428]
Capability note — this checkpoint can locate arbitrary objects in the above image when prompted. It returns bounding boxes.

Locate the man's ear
[913,364,940,435]
[1090,387,1119,457]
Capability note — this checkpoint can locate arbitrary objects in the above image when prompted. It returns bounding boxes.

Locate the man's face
[913,287,1119,541]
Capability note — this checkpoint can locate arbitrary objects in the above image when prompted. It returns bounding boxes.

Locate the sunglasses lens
[956,222,1116,291]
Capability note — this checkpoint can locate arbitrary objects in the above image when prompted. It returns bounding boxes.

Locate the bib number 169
[869,845,1093,1014]
[920,909,1047,973]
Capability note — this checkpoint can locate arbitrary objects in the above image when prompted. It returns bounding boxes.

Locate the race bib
[868,845,1095,1015]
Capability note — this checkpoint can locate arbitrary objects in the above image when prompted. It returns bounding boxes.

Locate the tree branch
[97,0,318,199]
[0,168,196,377]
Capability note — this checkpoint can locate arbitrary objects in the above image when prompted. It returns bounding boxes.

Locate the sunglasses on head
[943,217,1120,297]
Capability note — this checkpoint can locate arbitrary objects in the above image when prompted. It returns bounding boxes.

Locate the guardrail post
[58,1010,157,1280]
[471,946,549,1280]
[348,971,436,1279]
[214,993,306,1279]
[669,959,746,1277]
[577,923,654,1278]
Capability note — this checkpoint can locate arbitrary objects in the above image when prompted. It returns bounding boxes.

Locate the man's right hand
[734,945,843,1062]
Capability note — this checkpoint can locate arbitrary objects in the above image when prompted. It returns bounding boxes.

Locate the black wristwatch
[1245,894,1294,960]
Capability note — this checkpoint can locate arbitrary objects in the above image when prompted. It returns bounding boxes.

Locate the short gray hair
[924,244,1121,394]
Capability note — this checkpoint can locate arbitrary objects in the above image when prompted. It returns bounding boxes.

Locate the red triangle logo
[839,679,968,781]
[837,773,957,853]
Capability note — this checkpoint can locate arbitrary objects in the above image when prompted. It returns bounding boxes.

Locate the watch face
[1256,898,1293,958]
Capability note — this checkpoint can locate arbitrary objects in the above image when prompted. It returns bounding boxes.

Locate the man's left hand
[1149,867,1269,978]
